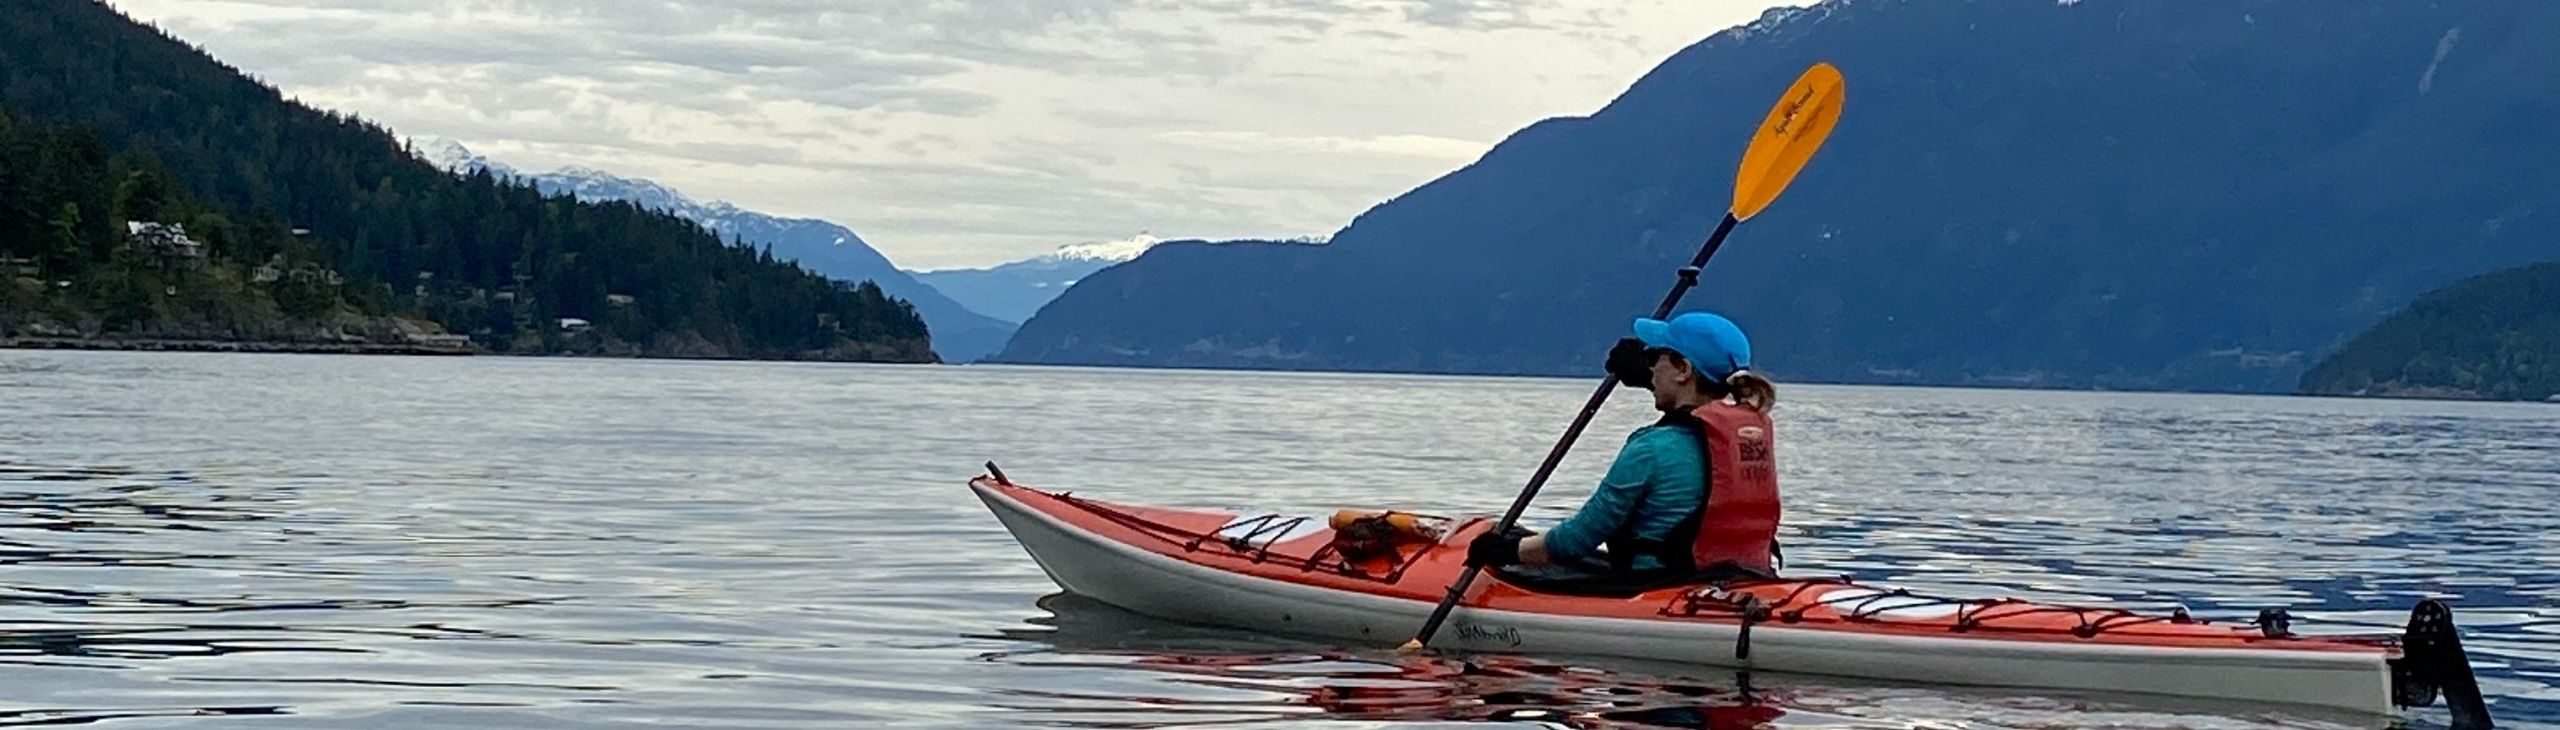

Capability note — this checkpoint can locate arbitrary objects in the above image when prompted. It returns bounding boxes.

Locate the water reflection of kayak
[984,592,1797,729]
[971,474,2494,726]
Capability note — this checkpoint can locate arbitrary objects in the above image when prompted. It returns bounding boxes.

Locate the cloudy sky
[110,0,1787,270]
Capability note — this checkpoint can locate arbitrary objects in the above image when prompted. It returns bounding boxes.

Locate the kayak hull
[972,478,2398,716]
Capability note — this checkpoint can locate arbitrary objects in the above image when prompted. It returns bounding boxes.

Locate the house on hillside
[408,332,473,349]
[250,254,343,285]
[125,221,205,268]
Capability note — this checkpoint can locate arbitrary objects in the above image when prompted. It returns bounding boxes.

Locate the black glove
[1605,337,1656,389]
[1467,526,1528,567]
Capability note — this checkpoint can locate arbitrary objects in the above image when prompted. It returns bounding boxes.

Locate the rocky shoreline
[2,308,479,357]
[2,335,473,356]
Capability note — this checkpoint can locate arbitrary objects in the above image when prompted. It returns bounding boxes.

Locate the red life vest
[1686,400,1781,577]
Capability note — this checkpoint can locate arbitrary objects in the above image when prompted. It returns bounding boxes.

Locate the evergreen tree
[47,203,84,276]
[113,164,170,224]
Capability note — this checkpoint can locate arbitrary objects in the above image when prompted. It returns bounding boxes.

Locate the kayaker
[1466,311,1782,583]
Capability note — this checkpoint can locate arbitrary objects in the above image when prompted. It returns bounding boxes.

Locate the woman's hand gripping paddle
[1400,62,1845,653]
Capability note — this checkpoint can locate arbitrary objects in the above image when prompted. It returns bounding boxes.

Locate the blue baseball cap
[1633,312,1752,381]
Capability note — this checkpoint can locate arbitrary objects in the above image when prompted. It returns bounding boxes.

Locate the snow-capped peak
[407,137,907,271]
[542,166,705,215]
[406,137,710,217]
[414,136,491,174]
[1043,234,1164,263]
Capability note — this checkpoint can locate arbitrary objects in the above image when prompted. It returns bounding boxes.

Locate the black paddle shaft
[1410,213,1743,648]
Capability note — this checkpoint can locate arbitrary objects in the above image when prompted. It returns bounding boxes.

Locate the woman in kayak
[1467,311,1782,582]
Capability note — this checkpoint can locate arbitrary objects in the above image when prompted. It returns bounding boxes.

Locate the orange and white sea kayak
[970,471,2494,724]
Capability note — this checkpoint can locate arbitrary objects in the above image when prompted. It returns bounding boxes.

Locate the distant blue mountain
[418,140,1018,361]
[999,0,2560,392]
[909,235,1168,324]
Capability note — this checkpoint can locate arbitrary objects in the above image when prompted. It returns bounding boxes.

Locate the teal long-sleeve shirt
[1542,423,1707,571]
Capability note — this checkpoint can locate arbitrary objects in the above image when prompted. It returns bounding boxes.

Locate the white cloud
[106,0,1779,269]
[1156,130,1490,160]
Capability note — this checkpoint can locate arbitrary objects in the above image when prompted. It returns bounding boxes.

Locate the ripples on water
[2,352,2556,728]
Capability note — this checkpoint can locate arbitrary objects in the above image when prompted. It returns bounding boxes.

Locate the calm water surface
[2,351,2555,729]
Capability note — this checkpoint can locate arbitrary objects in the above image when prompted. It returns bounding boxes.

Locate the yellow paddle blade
[1731,62,1845,221]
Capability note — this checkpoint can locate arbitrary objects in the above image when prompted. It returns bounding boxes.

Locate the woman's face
[1649,351,1698,410]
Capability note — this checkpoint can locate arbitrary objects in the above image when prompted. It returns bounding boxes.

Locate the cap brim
[1632,318,1672,348]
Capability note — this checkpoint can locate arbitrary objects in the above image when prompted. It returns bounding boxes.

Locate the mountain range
[997,0,2560,393]
[416,139,1027,361]
[910,236,1168,324]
